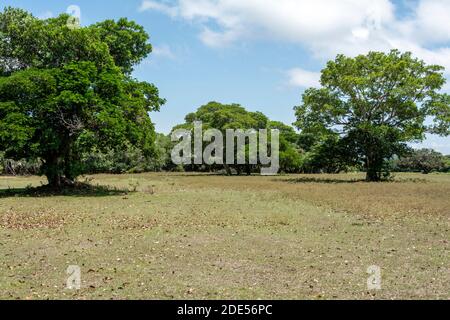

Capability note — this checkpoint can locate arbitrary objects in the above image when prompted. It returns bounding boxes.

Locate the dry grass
[167,173,450,218]
[0,209,69,230]
[0,173,449,300]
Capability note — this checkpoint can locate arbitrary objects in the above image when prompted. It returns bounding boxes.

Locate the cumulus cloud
[152,44,176,59]
[286,68,321,88]
[414,0,450,44]
[139,0,178,17]
[140,0,450,75]
[199,28,241,48]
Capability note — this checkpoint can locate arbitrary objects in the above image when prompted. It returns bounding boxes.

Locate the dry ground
[0,173,449,299]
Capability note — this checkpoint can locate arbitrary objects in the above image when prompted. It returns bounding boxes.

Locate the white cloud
[152,44,176,59]
[414,0,450,44]
[140,0,450,75]
[199,28,240,48]
[139,0,395,49]
[139,0,178,17]
[286,68,321,88]
[412,135,450,155]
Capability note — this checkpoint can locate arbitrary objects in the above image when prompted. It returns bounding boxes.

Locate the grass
[0,172,449,300]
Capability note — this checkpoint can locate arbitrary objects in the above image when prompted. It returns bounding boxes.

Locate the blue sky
[2,0,450,153]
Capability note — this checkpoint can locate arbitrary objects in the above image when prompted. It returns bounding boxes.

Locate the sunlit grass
[0,173,448,299]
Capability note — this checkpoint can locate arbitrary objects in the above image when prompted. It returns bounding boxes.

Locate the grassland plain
[0,173,449,300]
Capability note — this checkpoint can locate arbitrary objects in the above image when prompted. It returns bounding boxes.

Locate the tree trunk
[44,137,78,189]
[365,152,381,182]
[224,164,232,176]
[43,154,64,189]
[366,168,381,182]
[245,164,251,176]
[46,171,62,189]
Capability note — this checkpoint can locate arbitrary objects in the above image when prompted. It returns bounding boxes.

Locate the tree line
[0,7,449,187]
[1,107,449,177]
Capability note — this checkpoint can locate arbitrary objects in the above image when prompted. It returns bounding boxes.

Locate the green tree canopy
[183,101,269,131]
[173,102,268,175]
[0,7,164,188]
[397,148,446,174]
[173,102,301,174]
[268,121,302,173]
[294,50,450,181]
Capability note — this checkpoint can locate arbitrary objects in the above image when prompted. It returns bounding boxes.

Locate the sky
[2,0,450,154]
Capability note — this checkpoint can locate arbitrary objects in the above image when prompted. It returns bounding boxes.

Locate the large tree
[294,50,450,181]
[173,102,269,175]
[397,148,446,174]
[173,102,301,175]
[0,7,164,188]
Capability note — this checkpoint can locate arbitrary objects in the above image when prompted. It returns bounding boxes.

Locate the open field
[0,173,449,300]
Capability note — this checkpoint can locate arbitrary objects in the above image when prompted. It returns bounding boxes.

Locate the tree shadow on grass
[0,182,132,198]
[282,175,430,184]
[165,172,224,177]
[282,177,366,184]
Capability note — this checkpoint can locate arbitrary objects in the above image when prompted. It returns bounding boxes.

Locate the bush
[396,149,445,174]
[0,133,174,176]
[441,155,450,173]
[0,152,42,175]
[80,134,174,174]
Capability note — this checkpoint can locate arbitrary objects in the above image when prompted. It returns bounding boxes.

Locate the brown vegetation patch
[168,173,450,218]
[106,215,158,231]
[0,209,68,230]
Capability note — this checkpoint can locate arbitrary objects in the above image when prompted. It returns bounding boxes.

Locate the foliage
[395,149,446,174]
[0,158,41,176]
[92,18,153,75]
[268,121,302,173]
[173,102,265,175]
[294,50,450,181]
[173,102,302,174]
[80,133,174,174]
[444,155,450,173]
[299,134,356,174]
[0,7,164,188]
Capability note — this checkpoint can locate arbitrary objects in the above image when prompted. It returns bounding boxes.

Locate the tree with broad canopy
[172,102,302,175]
[396,148,446,174]
[0,7,165,188]
[294,50,450,181]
